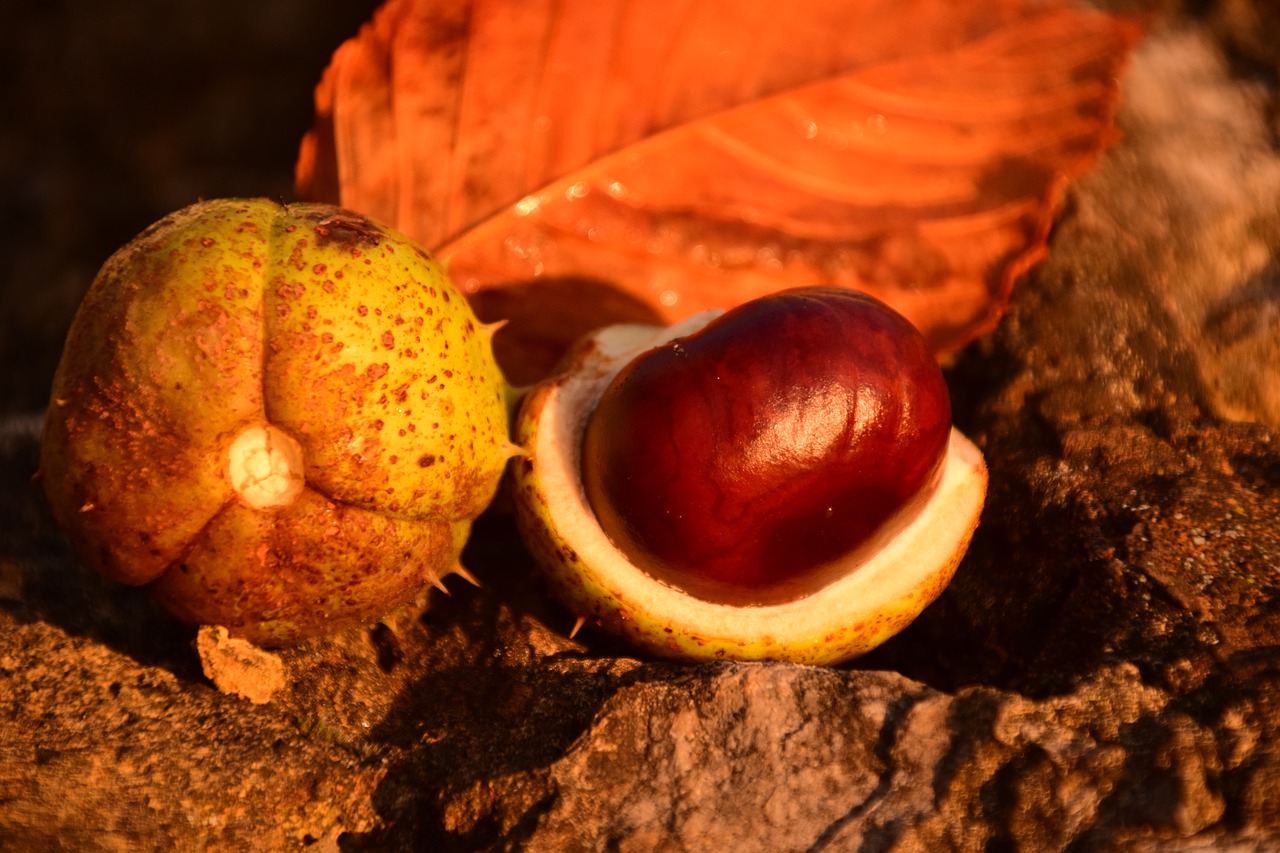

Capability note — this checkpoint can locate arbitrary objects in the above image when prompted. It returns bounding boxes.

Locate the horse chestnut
[513,286,987,664]
[40,198,514,646]
[582,288,952,606]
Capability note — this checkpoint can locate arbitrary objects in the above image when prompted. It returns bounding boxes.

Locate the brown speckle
[312,213,383,248]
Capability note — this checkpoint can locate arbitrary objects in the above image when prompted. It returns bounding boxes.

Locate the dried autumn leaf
[297,0,1139,383]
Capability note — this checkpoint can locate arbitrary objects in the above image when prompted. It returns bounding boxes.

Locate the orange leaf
[297,0,1139,383]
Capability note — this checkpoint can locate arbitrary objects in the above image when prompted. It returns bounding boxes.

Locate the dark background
[1,0,383,414]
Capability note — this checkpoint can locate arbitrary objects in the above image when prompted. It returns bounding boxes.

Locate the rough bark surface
[2,2,1278,851]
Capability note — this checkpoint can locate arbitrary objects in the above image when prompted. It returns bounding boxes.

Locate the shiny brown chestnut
[582,288,952,606]
[512,286,987,664]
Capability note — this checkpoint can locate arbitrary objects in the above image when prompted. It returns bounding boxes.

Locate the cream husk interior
[528,315,988,656]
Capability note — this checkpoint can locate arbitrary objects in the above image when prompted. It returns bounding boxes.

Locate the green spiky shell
[41,198,513,646]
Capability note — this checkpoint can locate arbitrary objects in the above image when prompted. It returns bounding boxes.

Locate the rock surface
[2,2,1278,851]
